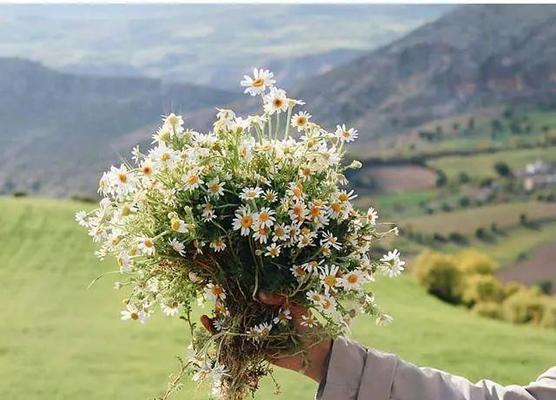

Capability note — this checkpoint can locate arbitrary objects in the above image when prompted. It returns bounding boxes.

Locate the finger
[200,314,217,335]
[258,291,286,306]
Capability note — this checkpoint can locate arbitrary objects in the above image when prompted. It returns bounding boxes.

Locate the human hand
[200,291,332,383]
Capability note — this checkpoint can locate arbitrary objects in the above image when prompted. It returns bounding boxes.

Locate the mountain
[0,57,238,197]
[0,4,447,89]
[292,5,556,138]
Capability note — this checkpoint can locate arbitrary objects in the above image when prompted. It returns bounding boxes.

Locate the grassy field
[429,147,556,182]
[404,201,556,235]
[1,197,556,400]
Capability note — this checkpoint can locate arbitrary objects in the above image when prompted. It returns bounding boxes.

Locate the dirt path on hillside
[496,242,556,294]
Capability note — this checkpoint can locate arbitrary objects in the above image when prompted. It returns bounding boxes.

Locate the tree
[494,161,512,177]
[436,170,447,187]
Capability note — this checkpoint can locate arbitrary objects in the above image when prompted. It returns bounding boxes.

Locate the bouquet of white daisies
[76,68,404,400]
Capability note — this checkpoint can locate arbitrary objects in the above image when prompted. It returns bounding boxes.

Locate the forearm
[317,337,556,400]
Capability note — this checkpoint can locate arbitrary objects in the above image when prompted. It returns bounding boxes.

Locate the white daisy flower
[212,318,224,332]
[137,237,156,256]
[170,217,188,233]
[273,308,292,325]
[240,186,263,201]
[319,264,340,294]
[306,290,323,305]
[169,238,186,256]
[163,113,185,135]
[291,111,311,131]
[120,304,148,324]
[202,202,216,222]
[232,208,255,236]
[290,264,307,279]
[272,223,289,242]
[74,211,88,227]
[141,160,155,177]
[376,313,394,326]
[248,322,272,341]
[117,253,132,273]
[210,239,227,252]
[335,124,358,142]
[205,283,226,302]
[288,202,308,224]
[263,87,288,114]
[341,269,366,291]
[161,301,181,317]
[380,249,405,277]
[149,144,180,168]
[183,169,204,191]
[255,207,276,228]
[336,190,357,204]
[207,178,225,197]
[301,314,318,328]
[253,225,270,244]
[367,207,378,225]
[320,231,342,250]
[302,260,323,273]
[264,189,278,203]
[240,68,275,96]
[319,294,337,315]
[265,243,281,258]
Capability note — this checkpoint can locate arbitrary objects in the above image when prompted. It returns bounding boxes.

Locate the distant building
[518,160,556,191]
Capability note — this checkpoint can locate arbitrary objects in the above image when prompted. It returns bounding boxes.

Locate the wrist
[304,338,333,383]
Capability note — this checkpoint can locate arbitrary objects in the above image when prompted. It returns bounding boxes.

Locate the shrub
[535,280,554,296]
[459,196,470,207]
[472,302,503,320]
[540,300,556,328]
[436,170,447,187]
[449,232,468,245]
[458,172,470,183]
[462,275,505,306]
[494,162,512,177]
[504,281,525,298]
[502,287,544,325]
[412,251,462,304]
[456,249,497,275]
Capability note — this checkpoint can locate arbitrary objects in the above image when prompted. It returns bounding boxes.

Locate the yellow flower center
[259,212,269,222]
[171,220,182,231]
[118,173,127,184]
[161,152,171,162]
[347,274,358,284]
[144,239,154,248]
[273,98,283,108]
[241,215,253,228]
[130,312,139,320]
[324,275,337,287]
[296,116,307,126]
[253,78,264,87]
[186,174,199,185]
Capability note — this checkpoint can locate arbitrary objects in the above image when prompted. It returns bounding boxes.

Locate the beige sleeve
[317,337,556,400]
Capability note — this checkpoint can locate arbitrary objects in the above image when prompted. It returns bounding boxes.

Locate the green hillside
[1,197,555,400]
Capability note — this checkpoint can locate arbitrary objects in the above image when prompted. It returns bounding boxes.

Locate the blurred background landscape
[1,4,556,400]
